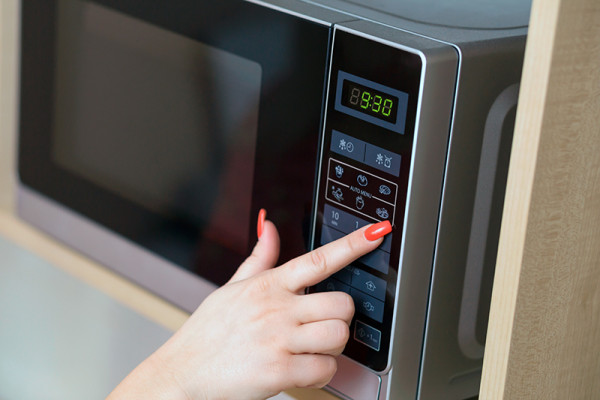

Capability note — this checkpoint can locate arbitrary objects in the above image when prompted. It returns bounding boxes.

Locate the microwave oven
[16,0,530,398]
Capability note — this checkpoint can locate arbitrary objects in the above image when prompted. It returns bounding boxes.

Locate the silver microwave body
[16,0,528,398]
[263,1,526,398]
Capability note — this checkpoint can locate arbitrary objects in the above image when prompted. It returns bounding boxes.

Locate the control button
[354,320,381,351]
[314,278,351,295]
[332,267,352,285]
[365,144,401,176]
[320,224,345,245]
[326,159,398,224]
[328,159,398,205]
[350,268,387,301]
[351,288,385,323]
[329,183,396,223]
[324,203,369,234]
[330,130,366,163]
[358,248,390,274]
[380,234,392,253]
[322,205,393,253]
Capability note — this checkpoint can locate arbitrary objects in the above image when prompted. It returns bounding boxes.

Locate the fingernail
[364,221,392,241]
[257,209,267,239]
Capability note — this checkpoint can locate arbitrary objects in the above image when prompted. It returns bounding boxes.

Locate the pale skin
[107,219,387,400]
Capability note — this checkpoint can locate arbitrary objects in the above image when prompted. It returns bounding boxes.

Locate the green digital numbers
[372,95,382,113]
[344,80,398,123]
[360,91,371,109]
[351,87,393,117]
[382,99,393,117]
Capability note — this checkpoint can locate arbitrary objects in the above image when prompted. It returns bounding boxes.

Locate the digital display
[341,80,398,124]
[334,71,409,134]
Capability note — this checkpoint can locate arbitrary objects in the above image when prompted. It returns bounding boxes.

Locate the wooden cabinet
[481,0,600,398]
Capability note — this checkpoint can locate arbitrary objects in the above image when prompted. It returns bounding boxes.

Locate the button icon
[376,207,389,219]
[357,174,368,187]
[363,301,375,312]
[365,281,377,292]
[339,139,354,153]
[332,186,344,202]
[376,153,393,169]
[356,196,365,210]
[379,185,391,195]
[351,269,387,301]
[335,165,344,178]
[384,155,392,168]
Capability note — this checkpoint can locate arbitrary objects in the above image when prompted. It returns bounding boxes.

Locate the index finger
[276,221,392,293]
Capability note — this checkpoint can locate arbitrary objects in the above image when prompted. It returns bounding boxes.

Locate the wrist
[107,345,196,400]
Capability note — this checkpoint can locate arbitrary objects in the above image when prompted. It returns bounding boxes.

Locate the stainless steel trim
[316,21,458,399]
[245,0,351,26]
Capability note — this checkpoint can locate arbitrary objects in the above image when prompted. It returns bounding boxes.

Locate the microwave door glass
[52,2,261,267]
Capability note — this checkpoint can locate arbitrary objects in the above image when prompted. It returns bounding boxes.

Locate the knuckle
[265,359,285,377]
[343,235,359,254]
[263,358,290,391]
[340,293,355,320]
[319,356,338,383]
[332,320,350,345]
[295,356,338,389]
[252,272,273,294]
[308,248,328,275]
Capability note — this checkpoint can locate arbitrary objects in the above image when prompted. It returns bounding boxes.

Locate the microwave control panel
[310,28,422,372]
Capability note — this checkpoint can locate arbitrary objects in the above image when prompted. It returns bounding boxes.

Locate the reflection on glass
[52,1,262,262]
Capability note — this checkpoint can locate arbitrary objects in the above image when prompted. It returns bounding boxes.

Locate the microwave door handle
[458,84,519,359]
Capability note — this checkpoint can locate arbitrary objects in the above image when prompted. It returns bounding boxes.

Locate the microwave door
[18,0,332,309]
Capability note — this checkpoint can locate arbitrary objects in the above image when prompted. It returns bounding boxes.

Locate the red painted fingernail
[257,209,267,239]
[364,221,392,241]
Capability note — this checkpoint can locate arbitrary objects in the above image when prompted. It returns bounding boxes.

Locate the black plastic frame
[311,29,422,372]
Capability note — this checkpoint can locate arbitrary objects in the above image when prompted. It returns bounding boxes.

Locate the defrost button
[365,144,401,176]
[330,130,366,163]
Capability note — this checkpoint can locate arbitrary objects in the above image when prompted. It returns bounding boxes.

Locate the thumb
[228,216,280,284]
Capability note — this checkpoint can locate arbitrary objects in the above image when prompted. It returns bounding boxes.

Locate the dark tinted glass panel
[19,0,331,289]
[52,1,261,257]
[310,29,422,372]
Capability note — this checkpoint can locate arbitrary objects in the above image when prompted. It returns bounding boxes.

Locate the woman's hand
[108,212,391,400]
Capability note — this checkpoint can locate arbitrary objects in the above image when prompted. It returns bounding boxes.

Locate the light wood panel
[0,211,191,332]
[0,0,19,213]
[481,0,600,398]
